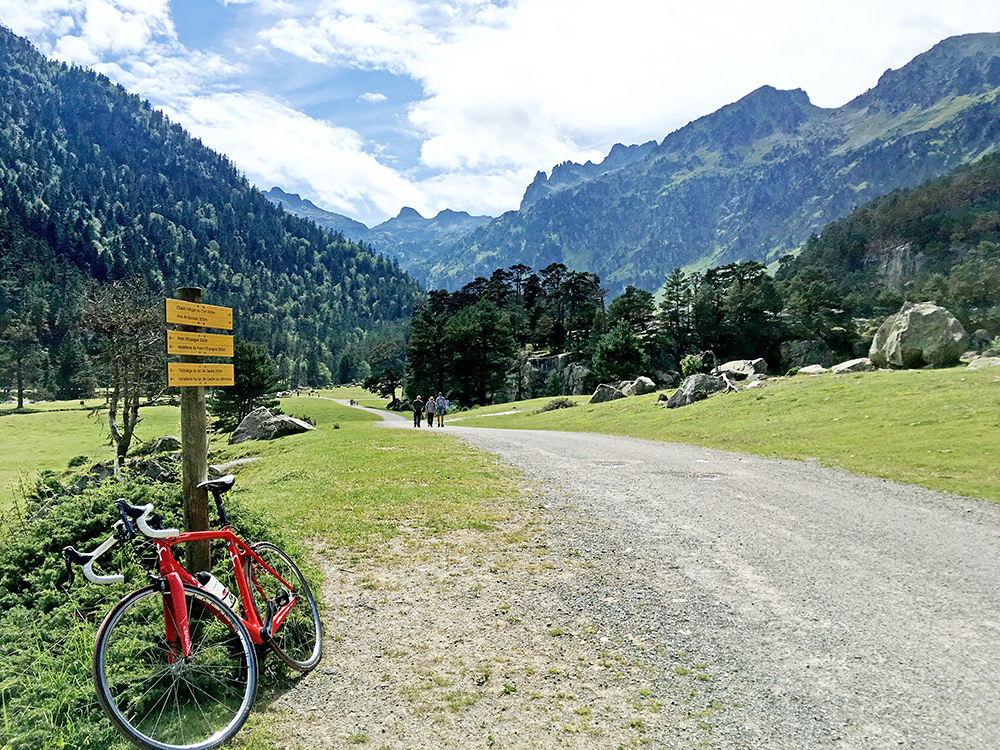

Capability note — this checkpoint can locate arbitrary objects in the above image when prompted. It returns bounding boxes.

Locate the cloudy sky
[2,1,999,226]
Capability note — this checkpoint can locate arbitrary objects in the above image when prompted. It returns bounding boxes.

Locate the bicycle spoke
[95,585,256,749]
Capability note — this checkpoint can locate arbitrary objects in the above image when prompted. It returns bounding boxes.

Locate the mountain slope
[423,32,1000,296]
[262,189,492,282]
[262,187,372,240]
[0,26,422,390]
[776,151,1000,326]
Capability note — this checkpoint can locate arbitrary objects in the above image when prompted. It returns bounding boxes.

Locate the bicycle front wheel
[93,584,258,750]
[244,542,322,671]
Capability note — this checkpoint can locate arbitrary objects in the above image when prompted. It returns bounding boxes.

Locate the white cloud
[5,0,1000,225]
[248,0,1000,219]
[160,91,426,225]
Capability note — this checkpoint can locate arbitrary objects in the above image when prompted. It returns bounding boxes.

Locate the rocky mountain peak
[395,206,425,221]
[852,31,1000,113]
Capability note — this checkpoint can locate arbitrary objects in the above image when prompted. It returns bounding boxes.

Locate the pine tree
[208,341,284,432]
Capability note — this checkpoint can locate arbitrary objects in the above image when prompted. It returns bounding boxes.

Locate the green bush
[680,354,704,378]
[538,397,576,413]
[0,479,290,750]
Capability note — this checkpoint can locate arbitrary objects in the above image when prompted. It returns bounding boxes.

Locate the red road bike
[64,475,322,750]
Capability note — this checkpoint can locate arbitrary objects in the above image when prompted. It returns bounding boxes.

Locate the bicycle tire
[243,542,322,671]
[93,583,258,750]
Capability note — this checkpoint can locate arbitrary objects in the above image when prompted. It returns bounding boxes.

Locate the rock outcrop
[664,374,727,408]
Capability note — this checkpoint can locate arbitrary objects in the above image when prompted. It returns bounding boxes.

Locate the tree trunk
[15,357,23,410]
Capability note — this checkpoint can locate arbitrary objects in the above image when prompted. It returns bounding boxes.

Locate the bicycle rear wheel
[93,584,258,750]
[244,542,322,671]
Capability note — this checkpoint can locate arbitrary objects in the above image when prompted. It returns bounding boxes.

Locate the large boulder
[622,376,657,397]
[869,302,969,369]
[780,339,837,369]
[152,435,181,453]
[589,384,625,404]
[230,407,315,445]
[664,374,727,408]
[967,357,1000,370]
[713,359,767,380]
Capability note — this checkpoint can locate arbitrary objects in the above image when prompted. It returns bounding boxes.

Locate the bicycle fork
[162,572,193,663]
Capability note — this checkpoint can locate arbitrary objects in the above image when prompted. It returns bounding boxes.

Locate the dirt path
[266,405,1000,749]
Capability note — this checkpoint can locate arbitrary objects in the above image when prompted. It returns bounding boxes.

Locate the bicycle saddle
[198,475,235,494]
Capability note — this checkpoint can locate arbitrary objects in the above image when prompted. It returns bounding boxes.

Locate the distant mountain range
[397,31,1000,296]
[262,188,491,282]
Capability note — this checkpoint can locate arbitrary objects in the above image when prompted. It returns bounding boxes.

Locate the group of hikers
[412,394,447,428]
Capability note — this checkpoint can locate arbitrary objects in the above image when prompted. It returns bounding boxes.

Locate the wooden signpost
[166,288,234,573]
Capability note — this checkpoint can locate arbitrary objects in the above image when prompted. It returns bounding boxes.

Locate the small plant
[785,366,801,377]
[680,353,704,377]
[538,397,575,413]
[67,455,89,468]
[349,731,369,744]
[474,671,490,686]
[502,683,517,694]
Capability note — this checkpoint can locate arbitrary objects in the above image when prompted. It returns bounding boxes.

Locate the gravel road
[276,404,1000,749]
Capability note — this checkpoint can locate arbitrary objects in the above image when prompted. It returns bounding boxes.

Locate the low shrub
[0,479,289,750]
[538,397,576,413]
[680,354,704,378]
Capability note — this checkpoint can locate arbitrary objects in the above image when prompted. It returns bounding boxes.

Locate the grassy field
[4,367,999,514]
[0,400,182,509]
[0,392,523,750]
[2,375,997,749]
[452,366,1000,503]
[210,394,522,546]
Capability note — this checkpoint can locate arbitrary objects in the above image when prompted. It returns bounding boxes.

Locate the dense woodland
[406,154,1000,407]
[0,27,421,404]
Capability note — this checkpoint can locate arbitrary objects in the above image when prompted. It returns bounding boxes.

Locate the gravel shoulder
[265,408,1000,749]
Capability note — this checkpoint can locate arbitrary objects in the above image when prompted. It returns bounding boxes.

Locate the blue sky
[2,1,1000,227]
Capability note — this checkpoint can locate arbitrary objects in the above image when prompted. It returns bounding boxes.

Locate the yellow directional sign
[166,298,233,330]
[167,331,234,357]
[168,363,235,387]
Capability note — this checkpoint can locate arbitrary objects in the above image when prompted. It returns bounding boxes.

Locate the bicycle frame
[154,527,297,657]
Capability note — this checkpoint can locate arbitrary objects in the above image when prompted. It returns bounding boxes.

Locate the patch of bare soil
[260,498,713,749]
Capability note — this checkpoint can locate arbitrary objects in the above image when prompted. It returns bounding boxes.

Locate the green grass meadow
[0,400,182,509]
[1,372,998,749]
[213,395,522,546]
